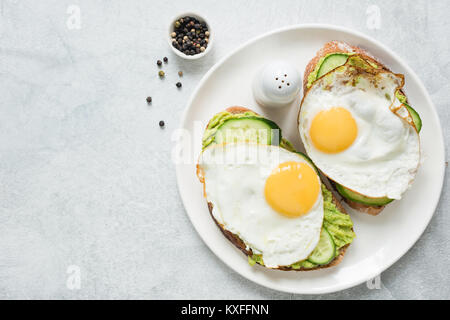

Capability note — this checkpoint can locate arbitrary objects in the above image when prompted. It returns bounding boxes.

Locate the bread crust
[344,199,385,216]
[302,41,401,215]
[202,107,352,271]
[225,106,253,114]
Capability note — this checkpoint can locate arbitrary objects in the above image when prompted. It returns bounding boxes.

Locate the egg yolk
[264,161,320,218]
[310,107,358,153]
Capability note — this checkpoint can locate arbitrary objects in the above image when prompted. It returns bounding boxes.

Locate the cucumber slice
[307,227,335,265]
[317,53,349,78]
[213,116,281,145]
[405,103,422,132]
[335,183,393,206]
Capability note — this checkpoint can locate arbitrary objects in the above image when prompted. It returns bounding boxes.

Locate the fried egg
[197,143,323,268]
[298,64,420,200]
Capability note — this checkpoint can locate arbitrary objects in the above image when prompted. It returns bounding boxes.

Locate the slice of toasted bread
[303,41,403,216]
[201,106,352,271]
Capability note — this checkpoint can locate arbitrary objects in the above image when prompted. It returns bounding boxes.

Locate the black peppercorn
[176,82,182,88]
[157,60,162,66]
[146,96,152,103]
[159,120,165,127]
[163,57,168,63]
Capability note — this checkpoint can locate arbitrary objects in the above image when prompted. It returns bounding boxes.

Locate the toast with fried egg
[300,41,422,215]
[198,106,355,271]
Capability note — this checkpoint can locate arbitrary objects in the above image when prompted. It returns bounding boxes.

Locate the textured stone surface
[0,0,448,299]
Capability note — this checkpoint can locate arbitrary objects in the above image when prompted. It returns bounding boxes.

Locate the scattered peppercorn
[159,120,165,127]
[178,71,183,77]
[171,16,210,56]
[163,57,168,63]
[176,82,182,88]
[158,70,165,77]
[157,60,162,66]
[146,96,152,103]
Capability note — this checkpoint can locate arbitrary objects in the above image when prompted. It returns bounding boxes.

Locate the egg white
[198,143,324,268]
[299,66,420,199]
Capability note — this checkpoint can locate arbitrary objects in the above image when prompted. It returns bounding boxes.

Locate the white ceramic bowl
[168,12,213,60]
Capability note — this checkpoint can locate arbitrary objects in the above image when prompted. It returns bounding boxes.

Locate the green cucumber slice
[405,103,422,132]
[317,53,349,78]
[213,116,281,145]
[335,183,393,206]
[307,227,335,265]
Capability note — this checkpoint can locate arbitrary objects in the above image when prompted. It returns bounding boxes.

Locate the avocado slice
[335,183,393,206]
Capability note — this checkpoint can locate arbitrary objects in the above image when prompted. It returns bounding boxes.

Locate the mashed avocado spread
[202,111,356,269]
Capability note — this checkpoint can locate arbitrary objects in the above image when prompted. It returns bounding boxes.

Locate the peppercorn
[157,60,162,66]
[146,96,152,103]
[159,120,165,127]
[163,57,168,63]
[176,82,182,88]
[158,70,165,77]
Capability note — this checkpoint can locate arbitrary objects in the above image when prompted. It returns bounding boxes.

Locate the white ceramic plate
[175,24,445,294]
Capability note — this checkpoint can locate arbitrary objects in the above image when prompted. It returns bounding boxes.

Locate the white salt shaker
[252,61,301,108]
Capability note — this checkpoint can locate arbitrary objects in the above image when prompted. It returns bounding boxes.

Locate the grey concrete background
[0,0,448,299]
